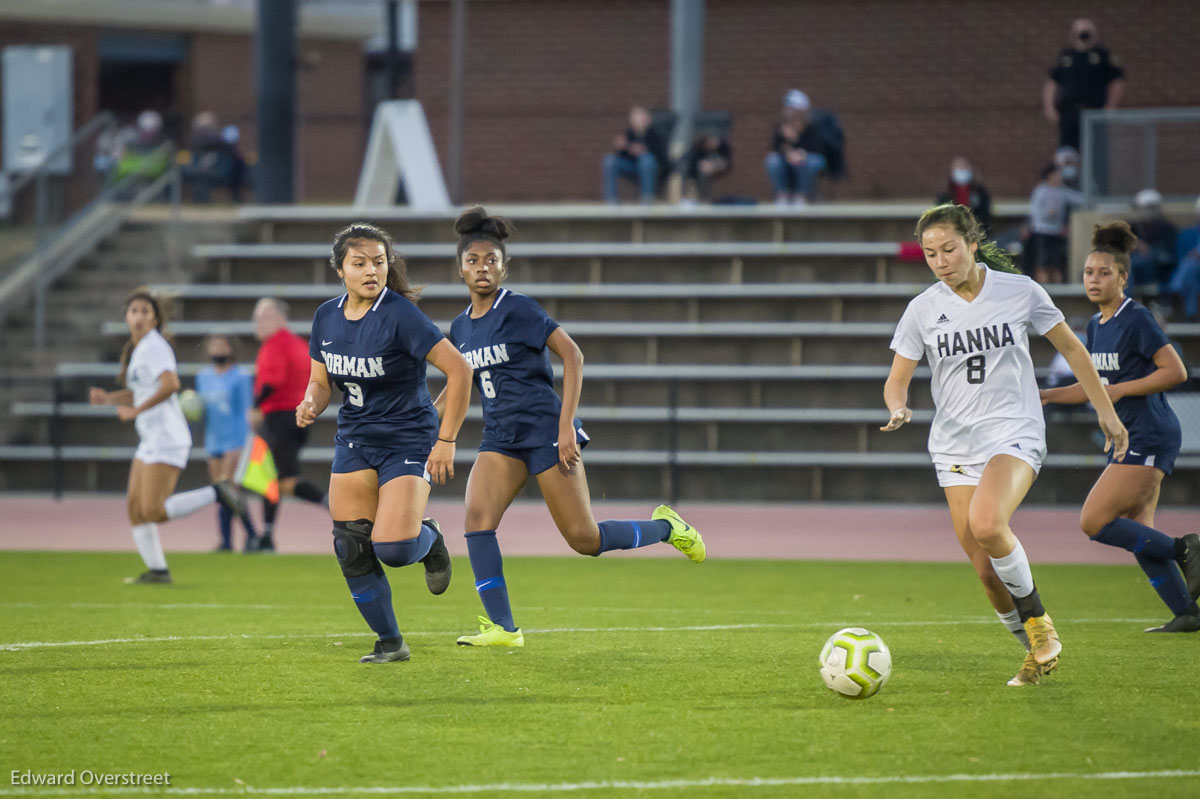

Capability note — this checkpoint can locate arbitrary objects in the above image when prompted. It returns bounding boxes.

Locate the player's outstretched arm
[425,338,472,484]
[296,358,331,429]
[1039,383,1088,406]
[547,327,584,469]
[1045,321,1128,460]
[1104,343,1188,402]
[881,353,918,432]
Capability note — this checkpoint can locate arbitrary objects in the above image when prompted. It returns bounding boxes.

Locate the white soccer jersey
[889,265,1065,465]
[126,329,191,449]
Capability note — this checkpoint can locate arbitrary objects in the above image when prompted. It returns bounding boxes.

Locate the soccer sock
[217,505,233,549]
[345,564,400,640]
[594,519,672,555]
[465,530,516,632]
[293,481,327,505]
[1134,553,1196,616]
[237,503,258,539]
[163,485,217,520]
[372,522,436,567]
[995,608,1030,649]
[1092,517,1178,560]
[131,523,167,571]
[262,499,279,534]
[989,539,1036,598]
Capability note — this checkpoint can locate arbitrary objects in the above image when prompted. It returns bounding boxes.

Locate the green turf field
[1,551,1197,798]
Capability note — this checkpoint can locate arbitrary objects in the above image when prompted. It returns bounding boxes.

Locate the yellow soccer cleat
[1024,613,1062,665]
[1007,651,1059,686]
[653,504,706,563]
[456,616,524,648]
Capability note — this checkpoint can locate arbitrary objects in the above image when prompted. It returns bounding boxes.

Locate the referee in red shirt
[252,298,327,551]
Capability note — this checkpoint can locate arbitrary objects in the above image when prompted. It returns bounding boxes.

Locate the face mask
[1061,165,1078,180]
[211,355,231,365]
[951,168,972,185]
[1077,30,1092,43]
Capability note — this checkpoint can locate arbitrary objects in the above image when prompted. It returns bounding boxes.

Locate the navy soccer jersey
[449,288,578,448]
[1086,297,1182,455]
[309,287,445,452]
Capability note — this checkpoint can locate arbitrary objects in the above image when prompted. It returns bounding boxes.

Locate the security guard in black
[1046,21,1124,149]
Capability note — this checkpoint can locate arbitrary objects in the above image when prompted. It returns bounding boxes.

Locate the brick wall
[415,0,1200,202]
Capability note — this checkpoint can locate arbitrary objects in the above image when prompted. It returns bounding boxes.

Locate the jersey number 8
[345,382,364,407]
[966,355,986,385]
[479,370,496,399]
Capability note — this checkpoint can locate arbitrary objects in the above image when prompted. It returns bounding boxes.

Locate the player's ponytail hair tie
[454,205,515,261]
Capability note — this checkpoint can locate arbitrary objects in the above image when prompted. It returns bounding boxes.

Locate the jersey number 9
[966,355,986,385]
[479,370,496,399]
[345,382,364,407]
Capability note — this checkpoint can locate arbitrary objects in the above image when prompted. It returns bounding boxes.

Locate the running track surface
[3,494,1197,564]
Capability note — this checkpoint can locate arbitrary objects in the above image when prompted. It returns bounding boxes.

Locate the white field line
[0,617,1162,652]
[0,769,1198,795]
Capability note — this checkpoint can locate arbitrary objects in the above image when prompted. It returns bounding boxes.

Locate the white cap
[784,89,811,111]
[1134,188,1163,208]
[137,110,162,134]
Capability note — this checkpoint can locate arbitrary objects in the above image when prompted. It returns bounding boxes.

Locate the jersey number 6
[479,370,496,399]
[966,355,986,385]
[345,382,364,407]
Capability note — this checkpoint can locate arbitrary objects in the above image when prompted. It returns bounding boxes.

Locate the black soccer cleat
[213,480,247,518]
[420,518,452,595]
[1144,610,1200,633]
[359,636,411,663]
[255,535,276,553]
[124,569,172,585]
[1179,534,1200,601]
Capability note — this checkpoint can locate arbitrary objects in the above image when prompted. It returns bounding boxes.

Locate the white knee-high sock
[996,608,1030,648]
[164,485,217,520]
[131,523,167,571]
[990,539,1036,599]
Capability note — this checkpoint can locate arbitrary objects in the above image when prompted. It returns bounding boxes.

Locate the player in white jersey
[881,205,1127,686]
[90,290,246,584]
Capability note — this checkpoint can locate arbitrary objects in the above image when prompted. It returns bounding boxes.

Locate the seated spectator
[1129,188,1179,294]
[602,106,668,205]
[764,89,845,206]
[678,132,732,204]
[111,110,173,196]
[1026,162,1082,283]
[935,157,993,234]
[183,112,248,203]
[1166,196,1200,320]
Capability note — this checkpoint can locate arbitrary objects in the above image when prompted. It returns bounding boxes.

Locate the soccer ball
[818,627,891,699]
[178,389,205,422]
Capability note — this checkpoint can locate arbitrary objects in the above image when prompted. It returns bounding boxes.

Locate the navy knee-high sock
[595,519,672,555]
[1092,517,1178,560]
[345,564,401,640]
[465,530,515,632]
[373,522,436,567]
[1134,553,1196,616]
[217,505,233,548]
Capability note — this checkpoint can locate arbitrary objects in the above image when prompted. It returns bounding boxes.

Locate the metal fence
[1081,107,1200,207]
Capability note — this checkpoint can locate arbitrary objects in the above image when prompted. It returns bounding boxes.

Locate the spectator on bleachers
[936,157,993,234]
[111,110,173,197]
[183,112,246,203]
[1042,18,1125,152]
[1055,146,1081,189]
[764,89,845,206]
[602,106,669,205]
[1026,163,1083,283]
[678,132,732,204]
[1166,196,1200,321]
[1128,189,1178,295]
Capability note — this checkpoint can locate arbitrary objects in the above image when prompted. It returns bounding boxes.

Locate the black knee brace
[332,519,377,578]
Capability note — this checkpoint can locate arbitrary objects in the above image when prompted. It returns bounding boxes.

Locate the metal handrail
[0,111,116,199]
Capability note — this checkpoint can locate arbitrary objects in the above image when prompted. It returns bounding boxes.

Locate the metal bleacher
[4,201,1198,504]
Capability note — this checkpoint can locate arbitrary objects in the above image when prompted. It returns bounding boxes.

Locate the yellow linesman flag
[235,434,279,503]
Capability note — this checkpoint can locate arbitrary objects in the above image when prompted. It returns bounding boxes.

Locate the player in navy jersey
[296,223,473,663]
[1041,222,1200,632]
[443,207,705,648]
